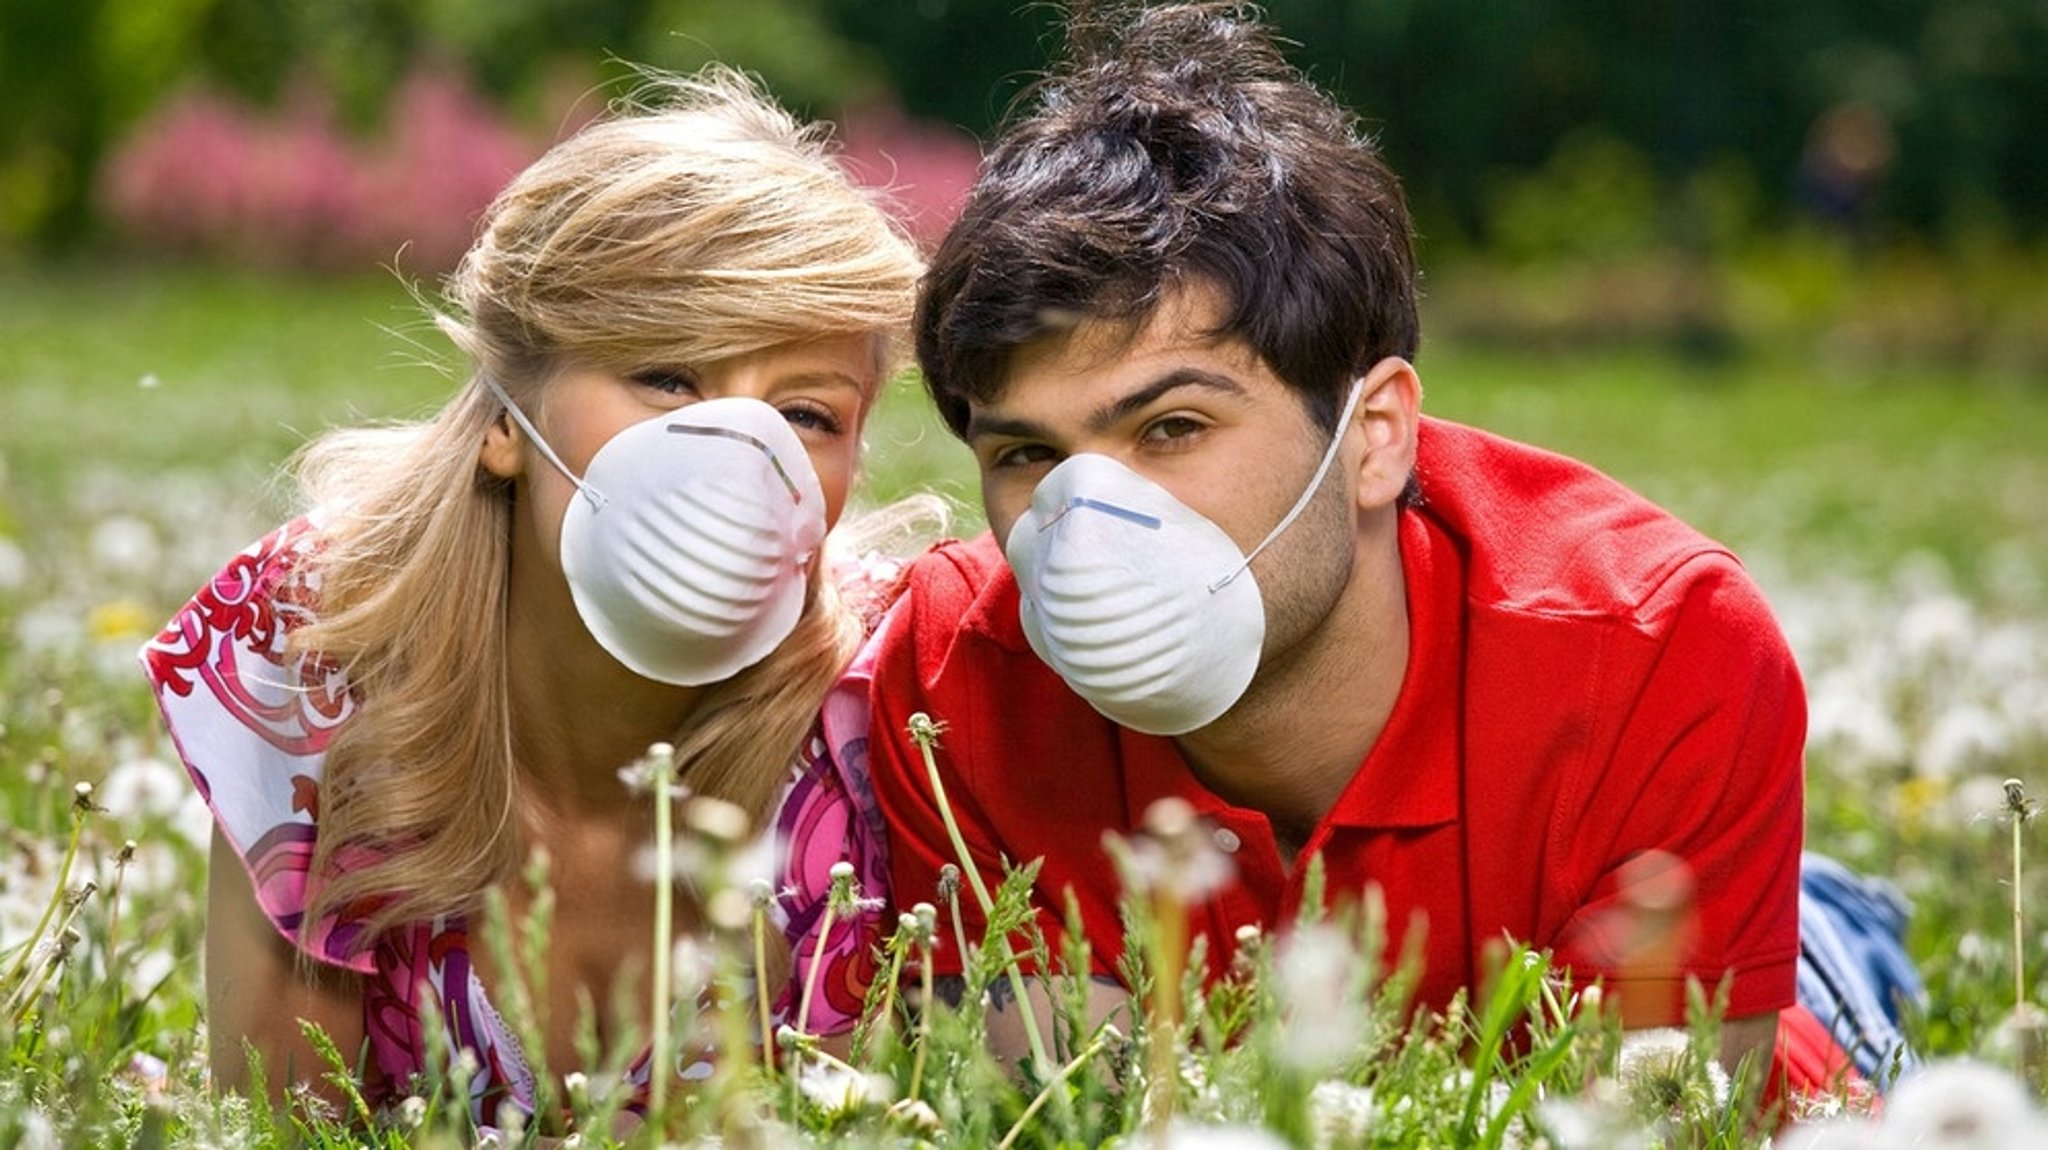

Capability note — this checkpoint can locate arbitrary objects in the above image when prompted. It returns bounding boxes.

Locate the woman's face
[483,331,880,569]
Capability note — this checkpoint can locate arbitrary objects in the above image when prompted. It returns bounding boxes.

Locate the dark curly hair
[916,1,1420,438]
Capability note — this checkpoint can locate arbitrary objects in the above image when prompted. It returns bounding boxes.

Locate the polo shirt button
[1213,828,1242,853]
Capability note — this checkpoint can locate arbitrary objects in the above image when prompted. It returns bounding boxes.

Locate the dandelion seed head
[14,1109,56,1150]
[0,537,28,591]
[1143,1120,1291,1150]
[96,754,187,822]
[886,1096,942,1133]
[1884,1058,2042,1149]
[686,796,751,845]
[829,860,856,882]
[706,887,751,932]
[91,515,160,574]
[794,1054,895,1115]
[1308,1081,1376,1146]
[1273,922,1367,1073]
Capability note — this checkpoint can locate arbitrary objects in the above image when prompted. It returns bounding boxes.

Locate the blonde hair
[290,67,923,946]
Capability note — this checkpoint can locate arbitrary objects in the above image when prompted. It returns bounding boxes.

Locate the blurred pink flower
[837,102,982,252]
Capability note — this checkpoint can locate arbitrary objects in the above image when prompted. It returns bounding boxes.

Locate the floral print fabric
[142,516,891,1120]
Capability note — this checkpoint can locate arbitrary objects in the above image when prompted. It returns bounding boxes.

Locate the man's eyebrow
[1088,370,1248,434]
[965,369,1249,444]
[964,411,1056,444]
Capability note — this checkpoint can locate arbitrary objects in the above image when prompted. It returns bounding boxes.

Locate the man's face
[965,283,1366,665]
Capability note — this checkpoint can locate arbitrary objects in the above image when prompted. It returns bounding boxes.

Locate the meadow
[2,264,2046,1147]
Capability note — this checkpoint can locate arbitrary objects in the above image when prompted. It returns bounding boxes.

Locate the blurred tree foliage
[816,0,2048,248]
[3,0,2045,251]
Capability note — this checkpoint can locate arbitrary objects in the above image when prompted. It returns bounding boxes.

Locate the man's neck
[1173,517,1410,851]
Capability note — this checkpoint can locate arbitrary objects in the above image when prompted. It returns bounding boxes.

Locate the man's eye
[991,443,1057,469]
[631,368,699,395]
[1142,416,1205,443]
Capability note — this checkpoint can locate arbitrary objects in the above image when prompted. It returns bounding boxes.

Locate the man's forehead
[978,285,1253,410]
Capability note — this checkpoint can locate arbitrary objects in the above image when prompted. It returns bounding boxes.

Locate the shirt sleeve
[1550,552,1806,1025]
[139,517,376,973]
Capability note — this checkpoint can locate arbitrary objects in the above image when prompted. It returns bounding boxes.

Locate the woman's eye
[781,404,844,435]
[631,368,699,395]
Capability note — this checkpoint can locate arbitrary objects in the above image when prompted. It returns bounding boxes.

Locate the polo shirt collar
[1319,506,1464,829]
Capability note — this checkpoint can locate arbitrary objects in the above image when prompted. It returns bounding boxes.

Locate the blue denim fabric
[1797,851,1924,1088]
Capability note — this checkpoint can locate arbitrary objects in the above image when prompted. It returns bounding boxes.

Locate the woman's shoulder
[141,515,372,972]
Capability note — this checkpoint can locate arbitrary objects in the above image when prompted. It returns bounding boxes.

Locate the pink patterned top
[141,516,893,1121]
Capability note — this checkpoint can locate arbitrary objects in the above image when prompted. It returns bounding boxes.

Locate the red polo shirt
[868,417,1804,1028]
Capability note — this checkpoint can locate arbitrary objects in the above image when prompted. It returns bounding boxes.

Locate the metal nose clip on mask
[485,377,827,686]
[1004,378,1366,735]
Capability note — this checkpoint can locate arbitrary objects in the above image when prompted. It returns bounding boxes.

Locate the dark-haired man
[867,1,1869,1094]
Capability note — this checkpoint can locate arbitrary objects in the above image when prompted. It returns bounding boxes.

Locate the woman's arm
[205,828,367,1108]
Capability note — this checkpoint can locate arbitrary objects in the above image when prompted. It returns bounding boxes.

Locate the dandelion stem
[3,787,88,992]
[753,900,777,1081]
[2017,800,2028,1010]
[995,1030,1112,1150]
[105,841,136,982]
[908,932,934,1105]
[908,714,1054,1075]
[651,748,675,1122]
[796,902,837,1037]
[2009,778,2033,1010]
[1146,887,1186,1132]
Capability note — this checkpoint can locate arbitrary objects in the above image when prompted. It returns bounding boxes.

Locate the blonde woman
[141,68,923,1123]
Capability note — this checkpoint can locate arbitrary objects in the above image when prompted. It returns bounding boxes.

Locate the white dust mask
[1003,379,1364,735]
[486,378,827,686]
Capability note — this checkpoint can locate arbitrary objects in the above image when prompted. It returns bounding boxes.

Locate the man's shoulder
[885,532,1032,662]
[1415,417,1740,630]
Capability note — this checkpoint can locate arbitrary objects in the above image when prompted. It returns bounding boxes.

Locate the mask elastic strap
[1208,376,1366,593]
[481,376,608,510]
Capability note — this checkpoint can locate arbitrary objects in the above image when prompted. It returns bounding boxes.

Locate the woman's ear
[478,408,524,479]
[1352,356,1422,511]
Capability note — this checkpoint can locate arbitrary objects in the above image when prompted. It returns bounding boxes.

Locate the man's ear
[478,407,524,479]
[1351,356,1421,511]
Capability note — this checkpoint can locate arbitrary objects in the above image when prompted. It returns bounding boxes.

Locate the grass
[3,263,2047,1145]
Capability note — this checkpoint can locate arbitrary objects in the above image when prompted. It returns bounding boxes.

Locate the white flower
[15,1108,57,1150]
[1917,703,2012,777]
[1273,922,1368,1073]
[793,1054,894,1116]
[0,536,28,590]
[1535,1083,1651,1150]
[1882,1058,2042,1149]
[1773,1116,1886,1149]
[96,753,188,822]
[90,515,160,574]
[124,946,176,1001]
[1140,1121,1291,1150]
[1614,1027,1728,1117]
[1308,1080,1376,1149]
